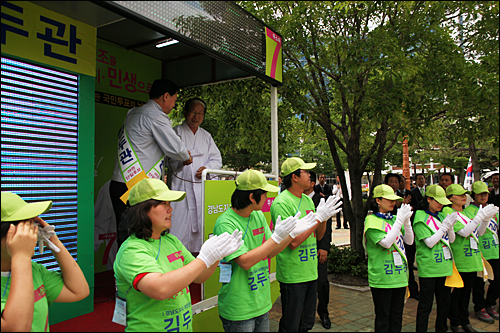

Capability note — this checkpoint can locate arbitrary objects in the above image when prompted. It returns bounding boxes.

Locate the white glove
[396,204,412,226]
[440,212,458,232]
[36,224,60,254]
[272,212,300,244]
[290,212,319,238]
[331,185,339,196]
[316,195,342,222]
[197,230,243,268]
[476,204,499,223]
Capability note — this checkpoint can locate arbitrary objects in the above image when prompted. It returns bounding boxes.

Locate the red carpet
[50,270,202,332]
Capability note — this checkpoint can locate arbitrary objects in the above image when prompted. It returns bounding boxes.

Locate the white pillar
[271,85,279,177]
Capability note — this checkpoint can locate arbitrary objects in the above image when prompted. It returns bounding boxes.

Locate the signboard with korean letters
[93,40,161,273]
[1,1,96,76]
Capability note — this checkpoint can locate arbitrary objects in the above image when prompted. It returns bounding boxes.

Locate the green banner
[93,39,161,274]
[202,179,278,299]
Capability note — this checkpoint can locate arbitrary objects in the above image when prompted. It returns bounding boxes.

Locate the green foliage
[239,1,499,257]
[169,78,303,171]
[327,245,368,279]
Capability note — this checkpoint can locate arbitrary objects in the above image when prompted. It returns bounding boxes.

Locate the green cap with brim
[128,178,186,206]
[1,192,52,222]
[236,170,279,192]
[471,181,489,194]
[372,184,403,201]
[425,185,451,205]
[281,157,316,177]
[446,184,471,196]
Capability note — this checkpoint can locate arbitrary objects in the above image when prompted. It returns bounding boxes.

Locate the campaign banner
[1,1,96,76]
[93,40,161,273]
[265,27,283,83]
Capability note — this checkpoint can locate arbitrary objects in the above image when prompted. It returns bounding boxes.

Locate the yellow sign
[265,27,283,83]
[1,1,96,76]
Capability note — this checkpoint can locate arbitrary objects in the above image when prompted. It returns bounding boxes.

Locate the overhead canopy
[32,1,283,88]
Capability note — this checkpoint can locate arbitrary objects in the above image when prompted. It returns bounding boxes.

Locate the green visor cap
[425,185,451,205]
[128,178,186,206]
[1,192,52,222]
[236,170,279,192]
[471,181,489,194]
[372,184,403,201]
[446,184,471,196]
[281,157,316,177]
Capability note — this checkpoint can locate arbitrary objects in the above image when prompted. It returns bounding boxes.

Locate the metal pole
[271,85,279,177]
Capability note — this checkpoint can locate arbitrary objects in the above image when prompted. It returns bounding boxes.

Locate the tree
[239,1,479,257]
[169,77,303,172]
[404,1,499,182]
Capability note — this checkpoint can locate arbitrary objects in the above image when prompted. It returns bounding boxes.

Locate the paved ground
[267,216,500,332]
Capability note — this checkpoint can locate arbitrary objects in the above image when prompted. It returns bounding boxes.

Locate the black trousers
[405,242,419,296]
[317,258,329,319]
[109,180,128,246]
[279,280,317,332]
[472,258,499,312]
[448,271,476,326]
[416,277,451,332]
[336,199,348,228]
[370,287,406,332]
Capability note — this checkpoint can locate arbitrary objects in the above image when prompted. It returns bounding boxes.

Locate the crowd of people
[366,172,499,332]
[1,78,498,333]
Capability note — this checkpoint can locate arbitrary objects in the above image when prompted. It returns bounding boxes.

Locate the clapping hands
[290,212,319,238]
[396,204,412,226]
[197,230,243,268]
[477,204,499,223]
[441,212,458,232]
[272,212,300,244]
[316,195,342,222]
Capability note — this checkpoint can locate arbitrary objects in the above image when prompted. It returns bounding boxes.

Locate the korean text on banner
[1,1,96,76]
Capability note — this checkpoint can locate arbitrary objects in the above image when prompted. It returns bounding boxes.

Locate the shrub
[327,245,368,279]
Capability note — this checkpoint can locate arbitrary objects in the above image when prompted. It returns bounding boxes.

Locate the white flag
[464,157,474,191]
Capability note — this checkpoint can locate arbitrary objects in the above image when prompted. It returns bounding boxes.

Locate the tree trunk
[321,125,364,256]
[459,167,465,185]
[469,141,481,182]
[348,167,365,257]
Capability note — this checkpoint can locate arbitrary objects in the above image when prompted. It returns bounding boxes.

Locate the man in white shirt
[167,98,222,253]
[110,79,193,246]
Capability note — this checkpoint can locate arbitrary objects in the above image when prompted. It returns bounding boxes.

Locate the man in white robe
[167,98,222,252]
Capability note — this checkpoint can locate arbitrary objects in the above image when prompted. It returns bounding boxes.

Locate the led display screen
[112,1,274,80]
[1,56,79,271]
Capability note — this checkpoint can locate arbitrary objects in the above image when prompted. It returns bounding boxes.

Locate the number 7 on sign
[99,233,117,265]
[265,27,282,80]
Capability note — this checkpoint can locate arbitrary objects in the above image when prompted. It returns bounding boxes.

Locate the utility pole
[403,136,411,190]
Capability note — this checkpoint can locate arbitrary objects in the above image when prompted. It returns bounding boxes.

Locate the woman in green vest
[364,184,413,332]
[413,185,458,332]
[441,184,497,332]
[113,178,243,332]
[465,181,499,323]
